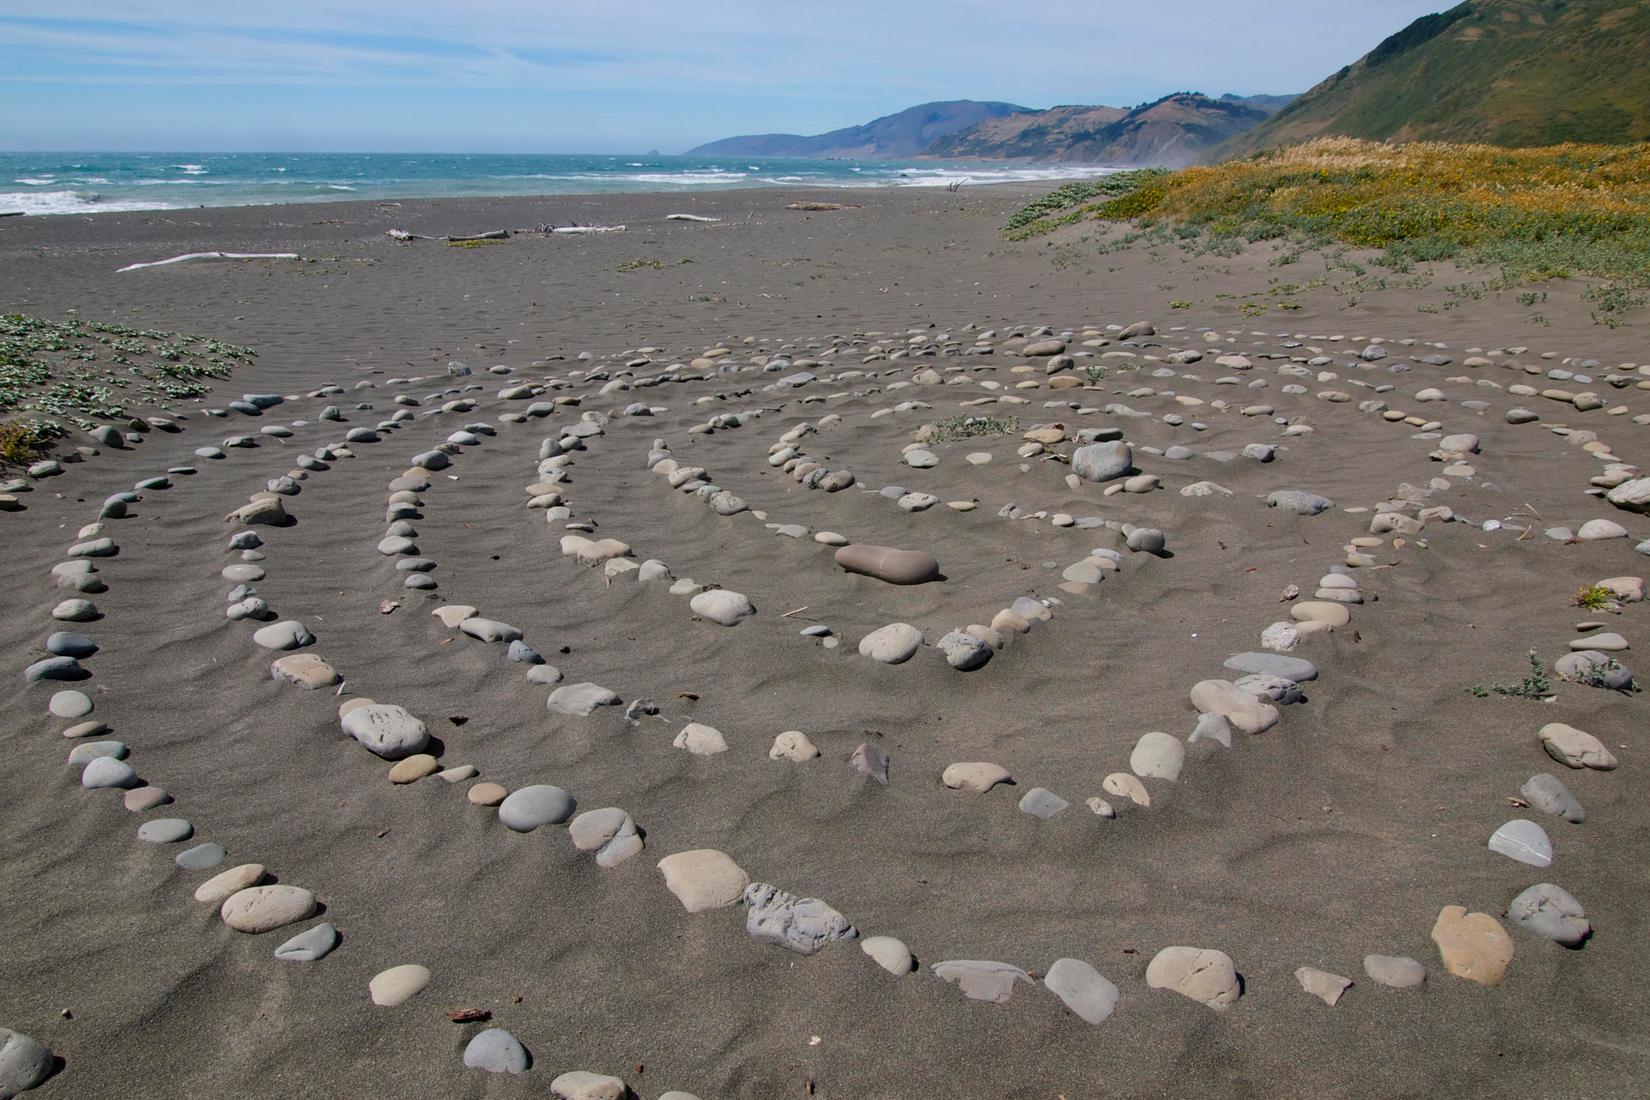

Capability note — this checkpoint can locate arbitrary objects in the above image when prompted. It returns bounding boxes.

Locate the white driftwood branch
[666,214,720,222]
[387,228,509,242]
[117,252,300,273]
[551,224,626,234]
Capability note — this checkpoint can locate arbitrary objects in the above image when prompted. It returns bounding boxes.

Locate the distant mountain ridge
[684,101,1030,159]
[1214,0,1650,158]
[928,93,1292,168]
[686,94,1295,166]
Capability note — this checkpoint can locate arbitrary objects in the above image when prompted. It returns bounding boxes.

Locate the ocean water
[0,152,1119,216]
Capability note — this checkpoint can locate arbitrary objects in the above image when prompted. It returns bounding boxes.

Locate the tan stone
[1431,905,1514,986]
[388,754,439,784]
[467,781,508,805]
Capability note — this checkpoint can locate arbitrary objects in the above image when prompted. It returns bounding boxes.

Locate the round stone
[1129,731,1185,781]
[0,1028,53,1099]
[1146,946,1241,1010]
[467,782,508,806]
[369,963,432,1006]
[861,935,915,975]
[81,756,138,789]
[1505,883,1590,946]
[221,885,317,933]
[858,623,923,664]
[497,784,576,831]
[137,817,192,843]
[49,690,93,719]
[1044,957,1120,1025]
[463,1028,530,1074]
[252,620,314,650]
[387,754,439,783]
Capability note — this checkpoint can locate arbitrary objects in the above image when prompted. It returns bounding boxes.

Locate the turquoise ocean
[0,152,1117,216]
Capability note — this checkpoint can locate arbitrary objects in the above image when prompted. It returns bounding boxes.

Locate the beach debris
[550,224,626,234]
[666,213,720,222]
[117,251,300,273]
[386,229,509,242]
[786,201,857,211]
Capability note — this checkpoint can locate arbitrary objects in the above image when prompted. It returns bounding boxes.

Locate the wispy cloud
[0,2,1451,150]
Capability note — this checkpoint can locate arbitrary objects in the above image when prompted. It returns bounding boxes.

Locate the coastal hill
[684,100,1030,159]
[1216,0,1650,158]
[687,93,1294,166]
[928,93,1292,168]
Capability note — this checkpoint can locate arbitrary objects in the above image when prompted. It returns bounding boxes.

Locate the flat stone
[1146,946,1241,1011]
[1130,731,1184,781]
[1018,787,1069,819]
[834,544,940,585]
[1189,679,1278,735]
[1520,774,1585,823]
[1362,954,1426,989]
[49,690,93,718]
[252,620,314,650]
[175,842,226,871]
[220,885,317,933]
[1431,905,1514,986]
[28,658,85,684]
[932,960,1034,1003]
[271,653,340,689]
[1189,713,1234,748]
[1102,772,1150,807]
[1488,819,1553,867]
[657,849,749,912]
[467,782,508,806]
[1295,966,1352,1006]
[432,605,478,627]
[195,864,266,904]
[551,1071,627,1100]
[861,935,915,975]
[942,762,1011,792]
[497,784,575,831]
[341,703,430,759]
[547,682,620,716]
[1044,958,1120,1025]
[1223,652,1317,682]
[1505,883,1590,946]
[369,963,431,1006]
[1539,722,1617,770]
[123,785,169,809]
[464,1028,530,1074]
[388,754,439,783]
[275,922,339,962]
[459,617,523,643]
[1291,601,1350,626]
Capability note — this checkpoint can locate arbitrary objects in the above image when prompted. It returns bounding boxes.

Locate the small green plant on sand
[1573,584,1617,611]
[1468,650,1553,699]
[616,258,664,272]
[929,414,1017,442]
[1084,365,1107,385]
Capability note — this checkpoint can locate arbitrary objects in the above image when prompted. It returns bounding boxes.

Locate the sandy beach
[2,183,1648,1099]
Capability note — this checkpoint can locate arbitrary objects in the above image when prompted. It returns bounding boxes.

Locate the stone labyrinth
[7,317,1648,1097]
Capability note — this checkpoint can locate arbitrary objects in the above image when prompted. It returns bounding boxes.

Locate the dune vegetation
[1007,139,1650,291]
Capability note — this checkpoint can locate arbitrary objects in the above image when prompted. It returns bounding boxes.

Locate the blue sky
[0,1,1452,152]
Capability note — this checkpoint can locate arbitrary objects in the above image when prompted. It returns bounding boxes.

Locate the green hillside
[1217,0,1650,157]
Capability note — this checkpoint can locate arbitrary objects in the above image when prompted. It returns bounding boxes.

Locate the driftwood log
[116,252,300,273]
[387,229,509,242]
